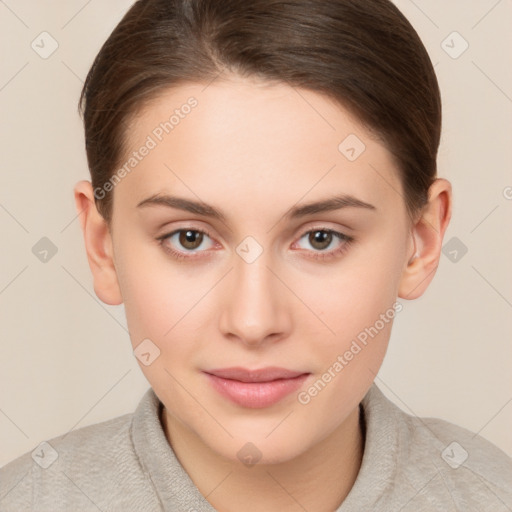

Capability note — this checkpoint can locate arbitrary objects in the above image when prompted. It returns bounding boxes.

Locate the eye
[157,228,216,260]
[293,228,354,261]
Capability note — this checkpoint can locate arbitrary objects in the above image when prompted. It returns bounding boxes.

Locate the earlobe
[73,180,123,306]
[398,178,452,300]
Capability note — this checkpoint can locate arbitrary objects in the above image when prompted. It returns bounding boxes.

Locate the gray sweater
[1,383,511,511]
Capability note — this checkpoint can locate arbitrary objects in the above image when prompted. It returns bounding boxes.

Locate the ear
[398,178,452,300]
[73,180,123,305]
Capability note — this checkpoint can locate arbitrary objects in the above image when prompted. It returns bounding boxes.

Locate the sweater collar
[336,383,399,510]
[131,387,216,511]
[130,383,398,511]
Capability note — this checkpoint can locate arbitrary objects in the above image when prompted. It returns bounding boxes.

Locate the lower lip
[204,372,310,408]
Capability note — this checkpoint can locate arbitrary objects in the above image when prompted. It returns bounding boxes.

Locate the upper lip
[204,367,309,383]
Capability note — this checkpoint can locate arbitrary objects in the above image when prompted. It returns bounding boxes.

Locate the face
[107,77,412,464]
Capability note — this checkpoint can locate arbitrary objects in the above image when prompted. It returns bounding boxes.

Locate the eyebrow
[136,193,376,222]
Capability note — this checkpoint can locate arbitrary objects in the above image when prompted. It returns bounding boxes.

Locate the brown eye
[308,230,333,250]
[157,228,215,259]
[294,228,354,262]
[178,230,204,250]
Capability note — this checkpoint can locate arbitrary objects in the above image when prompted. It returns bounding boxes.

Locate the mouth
[203,367,311,408]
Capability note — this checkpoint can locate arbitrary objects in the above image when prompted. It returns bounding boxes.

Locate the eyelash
[156,227,355,262]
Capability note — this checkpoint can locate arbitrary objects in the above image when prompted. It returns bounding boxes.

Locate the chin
[208,431,313,467]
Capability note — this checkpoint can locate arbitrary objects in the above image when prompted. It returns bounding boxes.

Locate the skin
[74,76,452,512]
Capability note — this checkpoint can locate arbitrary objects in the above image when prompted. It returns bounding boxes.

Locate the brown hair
[79,0,441,224]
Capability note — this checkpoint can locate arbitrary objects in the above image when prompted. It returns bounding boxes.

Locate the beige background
[0,0,511,467]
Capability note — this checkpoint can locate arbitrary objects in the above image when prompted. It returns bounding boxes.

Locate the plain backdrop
[0,0,511,467]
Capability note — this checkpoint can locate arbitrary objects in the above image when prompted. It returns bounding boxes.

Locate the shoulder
[0,391,161,511]
[375,387,512,510]
[352,384,512,511]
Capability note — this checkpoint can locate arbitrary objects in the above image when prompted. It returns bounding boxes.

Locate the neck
[161,404,365,512]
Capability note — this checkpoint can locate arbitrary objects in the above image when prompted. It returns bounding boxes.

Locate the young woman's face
[109,78,413,464]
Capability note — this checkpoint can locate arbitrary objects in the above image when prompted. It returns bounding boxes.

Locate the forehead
[115,77,403,219]
[127,76,372,153]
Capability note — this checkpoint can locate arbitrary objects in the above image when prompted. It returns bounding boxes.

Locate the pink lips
[203,366,310,408]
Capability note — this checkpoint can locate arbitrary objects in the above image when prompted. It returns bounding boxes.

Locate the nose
[218,248,292,348]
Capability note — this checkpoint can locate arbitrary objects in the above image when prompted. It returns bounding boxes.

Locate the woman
[1,0,511,510]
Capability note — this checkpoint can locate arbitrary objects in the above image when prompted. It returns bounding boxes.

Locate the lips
[204,366,308,383]
[203,367,311,408]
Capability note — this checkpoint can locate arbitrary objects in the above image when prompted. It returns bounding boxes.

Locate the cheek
[292,226,407,407]
[300,231,406,339]
[117,256,209,396]
[114,240,199,346]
